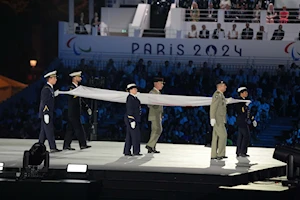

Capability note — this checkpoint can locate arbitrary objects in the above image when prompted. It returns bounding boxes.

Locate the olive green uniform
[210,90,227,158]
[146,88,163,149]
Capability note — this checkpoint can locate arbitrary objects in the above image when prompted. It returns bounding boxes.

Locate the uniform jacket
[68,83,88,118]
[235,97,254,128]
[126,94,141,123]
[148,88,163,121]
[39,83,54,119]
[210,90,227,125]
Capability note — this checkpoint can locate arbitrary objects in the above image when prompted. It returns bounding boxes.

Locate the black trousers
[123,120,141,155]
[39,118,57,150]
[63,117,87,148]
[236,126,250,155]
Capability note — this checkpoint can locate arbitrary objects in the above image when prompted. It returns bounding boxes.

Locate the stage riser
[0,181,298,200]
[0,181,103,200]
[1,165,287,188]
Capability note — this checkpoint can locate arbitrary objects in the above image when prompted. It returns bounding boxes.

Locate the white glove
[44,114,49,124]
[226,97,234,104]
[87,108,92,116]
[130,121,136,129]
[246,101,251,106]
[252,120,257,127]
[210,119,216,127]
[54,90,59,97]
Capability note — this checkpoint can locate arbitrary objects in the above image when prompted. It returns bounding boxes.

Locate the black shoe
[133,153,143,156]
[145,145,154,153]
[124,153,132,156]
[211,157,217,160]
[240,154,249,157]
[50,149,62,153]
[153,150,160,153]
[80,145,91,150]
[222,156,228,159]
[217,156,228,160]
[63,147,75,150]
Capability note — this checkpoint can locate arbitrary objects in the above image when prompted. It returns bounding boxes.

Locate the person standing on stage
[39,70,61,153]
[146,77,164,154]
[210,80,232,160]
[236,87,257,157]
[123,83,143,156]
[63,71,92,150]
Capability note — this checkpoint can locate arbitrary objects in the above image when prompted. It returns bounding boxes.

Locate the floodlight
[0,162,4,171]
[67,164,88,173]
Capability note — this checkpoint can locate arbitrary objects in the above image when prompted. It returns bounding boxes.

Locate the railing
[185,8,300,24]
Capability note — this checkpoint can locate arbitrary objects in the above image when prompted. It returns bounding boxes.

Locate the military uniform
[63,75,92,150]
[123,84,142,156]
[146,78,164,153]
[38,71,60,152]
[235,87,256,157]
[210,89,227,159]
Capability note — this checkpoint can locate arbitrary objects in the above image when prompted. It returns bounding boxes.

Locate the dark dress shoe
[124,153,132,156]
[133,153,143,156]
[145,145,154,153]
[80,145,91,150]
[153,150,160,153]
[217,156,228,160]
[211,157,217,160]
[240,154,249,157]
[63,147,76,150]
[50,149,62,153]
[222,156,228,159]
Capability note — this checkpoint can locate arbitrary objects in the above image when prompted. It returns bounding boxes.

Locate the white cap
[44,70,57,78]
[126,83,137,91]
[237,87,247,93]
[69,71,82,77]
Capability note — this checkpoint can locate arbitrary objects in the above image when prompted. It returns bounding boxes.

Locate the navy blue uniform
[63,83,88,148]
[235,97,253,155]
[123,94,141,155]
[38,83,57,149]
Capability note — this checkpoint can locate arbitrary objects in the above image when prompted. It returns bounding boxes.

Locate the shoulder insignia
[43,105,49,112]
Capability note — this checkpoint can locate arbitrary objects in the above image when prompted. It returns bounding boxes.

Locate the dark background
[0,0,105,83]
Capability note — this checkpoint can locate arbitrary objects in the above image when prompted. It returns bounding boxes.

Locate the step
[120,5,138,8]
[142,29,165,38]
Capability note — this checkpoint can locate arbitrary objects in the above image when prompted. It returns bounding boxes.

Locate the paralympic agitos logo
[66,37,92,56]
[285,42,300,61]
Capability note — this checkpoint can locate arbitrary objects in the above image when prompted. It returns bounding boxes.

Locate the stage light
[67,164,88,173]
[273,145,300,167]
[273,145,300,186]
[0,162,4,171]
[29,59,37,68]
[19,143,50,180]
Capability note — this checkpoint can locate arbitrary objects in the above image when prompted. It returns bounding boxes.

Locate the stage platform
[0,139,289,199]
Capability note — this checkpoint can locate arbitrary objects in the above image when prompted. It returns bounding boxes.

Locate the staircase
[252,117,294,147]
[142,3,171,38]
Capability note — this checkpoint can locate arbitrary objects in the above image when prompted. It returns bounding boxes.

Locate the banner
[58,34,300,61]
[55,86,250,107]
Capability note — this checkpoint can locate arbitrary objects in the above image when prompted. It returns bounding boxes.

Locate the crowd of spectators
[183,0,300,24]
[1,58,300,147]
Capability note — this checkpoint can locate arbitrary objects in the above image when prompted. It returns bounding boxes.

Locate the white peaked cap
[126,83,137,90]
[237,87,247,93]
[69,71,82,77]
[44,70,57,78]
